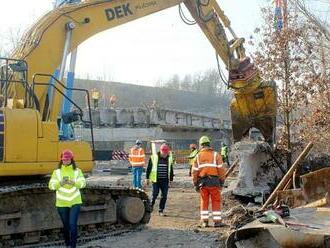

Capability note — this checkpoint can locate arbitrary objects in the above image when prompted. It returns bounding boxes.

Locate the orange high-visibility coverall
[193,147,226,223]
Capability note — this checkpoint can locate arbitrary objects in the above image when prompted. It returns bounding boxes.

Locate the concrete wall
[76,107,232,155]
[73,79,231,119]
[83,107,228,130]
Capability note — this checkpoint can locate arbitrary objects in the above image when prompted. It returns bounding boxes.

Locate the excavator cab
[0,58,151,246]
[0,57,37,109]
[0,57,95,176]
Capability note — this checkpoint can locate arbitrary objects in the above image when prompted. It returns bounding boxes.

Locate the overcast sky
[1,0,272,86]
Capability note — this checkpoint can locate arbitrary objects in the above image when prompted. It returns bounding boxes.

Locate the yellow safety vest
[188,149,199,166]
[92,91,100,99]
[150,153,174,183]
[48,165,86,207]
[221,146,228,158]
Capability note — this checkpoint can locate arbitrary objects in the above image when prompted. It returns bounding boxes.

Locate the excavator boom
[11,0,275,144]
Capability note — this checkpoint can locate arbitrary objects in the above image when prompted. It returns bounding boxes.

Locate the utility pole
[283,0,292,167]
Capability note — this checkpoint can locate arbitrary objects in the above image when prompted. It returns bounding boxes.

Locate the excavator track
[0,182,151,247]
[17,226,142,248]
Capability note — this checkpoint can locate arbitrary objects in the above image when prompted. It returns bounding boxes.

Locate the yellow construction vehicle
[0,0,276,245]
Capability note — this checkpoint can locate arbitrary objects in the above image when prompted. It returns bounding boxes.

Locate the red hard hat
[61,149,74,160]
[189,143,197,149]
[160,144,170,155]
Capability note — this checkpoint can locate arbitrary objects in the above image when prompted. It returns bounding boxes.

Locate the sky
[0,0,270,86]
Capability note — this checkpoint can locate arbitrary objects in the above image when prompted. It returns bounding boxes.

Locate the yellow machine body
[0,108,92,176]
[1,0,277,178]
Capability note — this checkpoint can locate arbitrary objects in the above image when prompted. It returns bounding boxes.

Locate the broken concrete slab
[225,139,282,203]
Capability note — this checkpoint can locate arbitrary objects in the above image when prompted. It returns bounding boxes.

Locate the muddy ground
[83,166,231,248]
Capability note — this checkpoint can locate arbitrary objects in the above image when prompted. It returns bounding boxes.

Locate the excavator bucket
[230,81,277,146]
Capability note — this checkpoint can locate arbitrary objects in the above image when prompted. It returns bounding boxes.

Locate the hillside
[73,79,231,119]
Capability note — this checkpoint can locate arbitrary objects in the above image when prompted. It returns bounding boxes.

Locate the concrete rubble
[225,139,283,203]
[224,143,330,248]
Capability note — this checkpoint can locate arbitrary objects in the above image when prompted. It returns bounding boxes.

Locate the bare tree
[0,27,23,57]
[253,3,330,153]
[289,0,330,41]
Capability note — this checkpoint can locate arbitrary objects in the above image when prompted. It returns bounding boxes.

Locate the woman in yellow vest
[48,149,86,248]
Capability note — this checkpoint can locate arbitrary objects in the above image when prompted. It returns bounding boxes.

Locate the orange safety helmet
[189,143,197,149]
[61,149,74,161]
[160,143,170,155]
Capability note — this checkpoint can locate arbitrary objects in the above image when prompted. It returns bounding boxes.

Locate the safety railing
[32,73,95,156]
[0,57,39,109]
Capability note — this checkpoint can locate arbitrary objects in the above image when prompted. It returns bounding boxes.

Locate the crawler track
[17,224,143,247]
[0,182,151,247]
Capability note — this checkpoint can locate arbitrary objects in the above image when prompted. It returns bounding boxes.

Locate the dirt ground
[83,167,230,248]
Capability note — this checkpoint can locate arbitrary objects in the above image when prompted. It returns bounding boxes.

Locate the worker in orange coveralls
[192,136,226,228]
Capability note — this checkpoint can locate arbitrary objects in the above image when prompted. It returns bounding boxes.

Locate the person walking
[48,149,86,248]
[146,143,174,216]
[187,143,198,177]
[221,143,230,166]
[129,139,145,189]
[193,136,226,228]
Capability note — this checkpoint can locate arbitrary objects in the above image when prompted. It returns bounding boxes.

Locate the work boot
[158,210,166,216]
[198,220,209,228]
[214,222,226,228]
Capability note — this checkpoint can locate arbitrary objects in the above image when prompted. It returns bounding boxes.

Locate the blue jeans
[57,204,81,248]
[132,166,143,189]
[151,180,169,212]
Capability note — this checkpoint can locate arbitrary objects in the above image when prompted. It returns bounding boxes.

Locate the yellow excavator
[0,0,276,245]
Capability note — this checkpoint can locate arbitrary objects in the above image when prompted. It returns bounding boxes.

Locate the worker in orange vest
[192,136,226,228]
[129,140,145,189]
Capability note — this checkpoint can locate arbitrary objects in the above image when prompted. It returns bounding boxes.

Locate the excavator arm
[184,0,277,145]
[10,0,276,144]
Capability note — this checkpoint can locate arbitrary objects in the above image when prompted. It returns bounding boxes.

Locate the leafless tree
[289,0,330,41]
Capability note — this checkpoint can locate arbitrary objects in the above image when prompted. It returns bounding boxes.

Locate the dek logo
[105,3,133,21]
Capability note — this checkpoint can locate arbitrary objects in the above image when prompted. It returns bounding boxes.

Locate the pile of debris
[225,142,330,248]
[225,139,284,203]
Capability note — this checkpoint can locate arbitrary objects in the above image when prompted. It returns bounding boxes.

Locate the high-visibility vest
[221,146,228,158]
[48,165,86,207]
[92,91,100,100]
[194,150,222,177]
[188,149,199,166]
[150,153,174,183]
[129,147,145,167]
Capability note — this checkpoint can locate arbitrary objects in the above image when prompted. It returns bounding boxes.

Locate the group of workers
[47,137,229,247]
[128,137,229,227]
